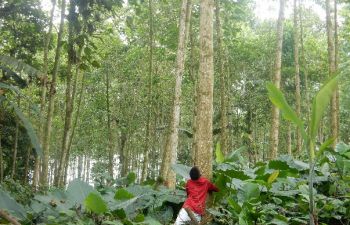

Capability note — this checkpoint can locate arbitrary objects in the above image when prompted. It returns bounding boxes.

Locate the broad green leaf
[317,138,335,159]
[114,188,134,200]
[133,213,145,222]
[9,101,42,156]
[0,189,27,220]
[268,170,279,184]
[215,142,225,163]
[66,179,94,206]
[171,164,191,179]
[84,192,108,214]
[228,198,242,213]
[0,55,44,79]
[238,183,260,203]
[267,83,307,141]
[310,75,339,140]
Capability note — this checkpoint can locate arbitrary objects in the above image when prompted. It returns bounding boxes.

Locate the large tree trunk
[41,0,67,187]
[326,0,338,147]
[193,0,214,179]
[269,0,285,160]
[160,0,192,189]
[141,0,154,182]
[215,0,228,156]
[294,0,301,154]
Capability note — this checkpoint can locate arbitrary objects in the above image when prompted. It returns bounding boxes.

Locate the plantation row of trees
[0,0,349,193]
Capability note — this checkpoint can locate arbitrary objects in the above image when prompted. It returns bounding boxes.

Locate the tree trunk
[41,0,67,187]
[34,0,56,190]
[86,157,90,183]
[105,66,114,179]
[0,131,3,183]
[161,0,192,189]
[11,112,19,179]
[299,0,310,124]
[325,0,338,147]
[287,122,292,155]
[215,0,228,156]
[77,156,83,180]
[141,0,154,182]
[56,0,77,187]
[294,0,301,154]
[269,0,285,160]
[193,0,214,179]
[334,0,340,146]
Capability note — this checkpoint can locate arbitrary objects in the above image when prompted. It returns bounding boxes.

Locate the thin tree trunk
[56,0,77,187]
[326,0,337,147]
[77,156,83,180]
[334,0,340,145]
[161,0,192,189]
[269,0,285,160]
[287,122,292,155]
[34,0,56,190]
[215,0,228,156]
[86,157,90,183]
[0,125,3,183]
[141,0,154,182]
[193,0,214,179]
[299,0,310,124]
[106,66,114,178]
[41,0,67,187]
[294,0,301,154]
[11,99,20,179]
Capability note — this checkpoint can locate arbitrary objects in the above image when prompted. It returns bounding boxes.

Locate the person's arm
[208,181,219,192]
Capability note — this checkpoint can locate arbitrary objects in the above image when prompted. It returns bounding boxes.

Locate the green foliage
[84,192,108,214]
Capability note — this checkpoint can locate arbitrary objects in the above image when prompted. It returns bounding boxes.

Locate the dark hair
[190,166,201,180]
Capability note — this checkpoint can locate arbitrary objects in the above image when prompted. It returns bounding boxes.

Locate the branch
[0,209,21,225]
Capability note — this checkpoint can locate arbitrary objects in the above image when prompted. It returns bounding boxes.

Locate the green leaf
[126,172,136,184]
[267,83,307,141]
[317,138,335,159]
[114,188,134,200]
[215,142,225,163]
[238,183,260,203]
[310,75,339,141]
[0,189,27,220]
[84,192,108,214]
[66,179,94,206]
[133,213,145,222]
[171,164,191,179]
[268,170,279,184]
[9,101,42,157]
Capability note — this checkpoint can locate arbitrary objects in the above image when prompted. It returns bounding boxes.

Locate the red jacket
[182,177,219,215]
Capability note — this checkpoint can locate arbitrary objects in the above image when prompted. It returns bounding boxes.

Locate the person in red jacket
[174,166,219,225]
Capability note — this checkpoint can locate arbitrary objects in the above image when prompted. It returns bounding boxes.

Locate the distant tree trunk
[120,132,128,177]
[41,0,66,187]
[287,122,292,155]
[193,0,214,179]
[24,107,31,184]
[299,0,310,124]
[141,0,154,182]
[106,66,114,179]
[11,114,19,179]
[160,0,192,189]
[334,0,340,145]
[269,0,285,159]
[215,0,228,156]
[293,0,301,154]
[326,0,338,147]
[77,156,83,180]
[0,128,3,183]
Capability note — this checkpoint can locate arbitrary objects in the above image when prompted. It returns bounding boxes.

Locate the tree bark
[287,122,292,155]
[215,0,228,156]
[334,0,340,146]
[326,0,338,147]
[41,0,67,187]
[193,0,214,179]
[294,0,301,154]
[161,0,192,189]
[269,0,285,160]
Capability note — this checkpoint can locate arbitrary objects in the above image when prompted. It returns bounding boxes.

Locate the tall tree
[269,0,285,159]
[193,0,214,179]
[141,0,154,182]
[106,65,114,179]
[326,0,338,146]
[294,0,301,154]
[41,0,67,187]
[215,0,229,156]
[160,0,192,189]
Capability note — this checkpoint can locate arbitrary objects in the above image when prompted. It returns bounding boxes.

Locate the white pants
[174,208,201,225]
